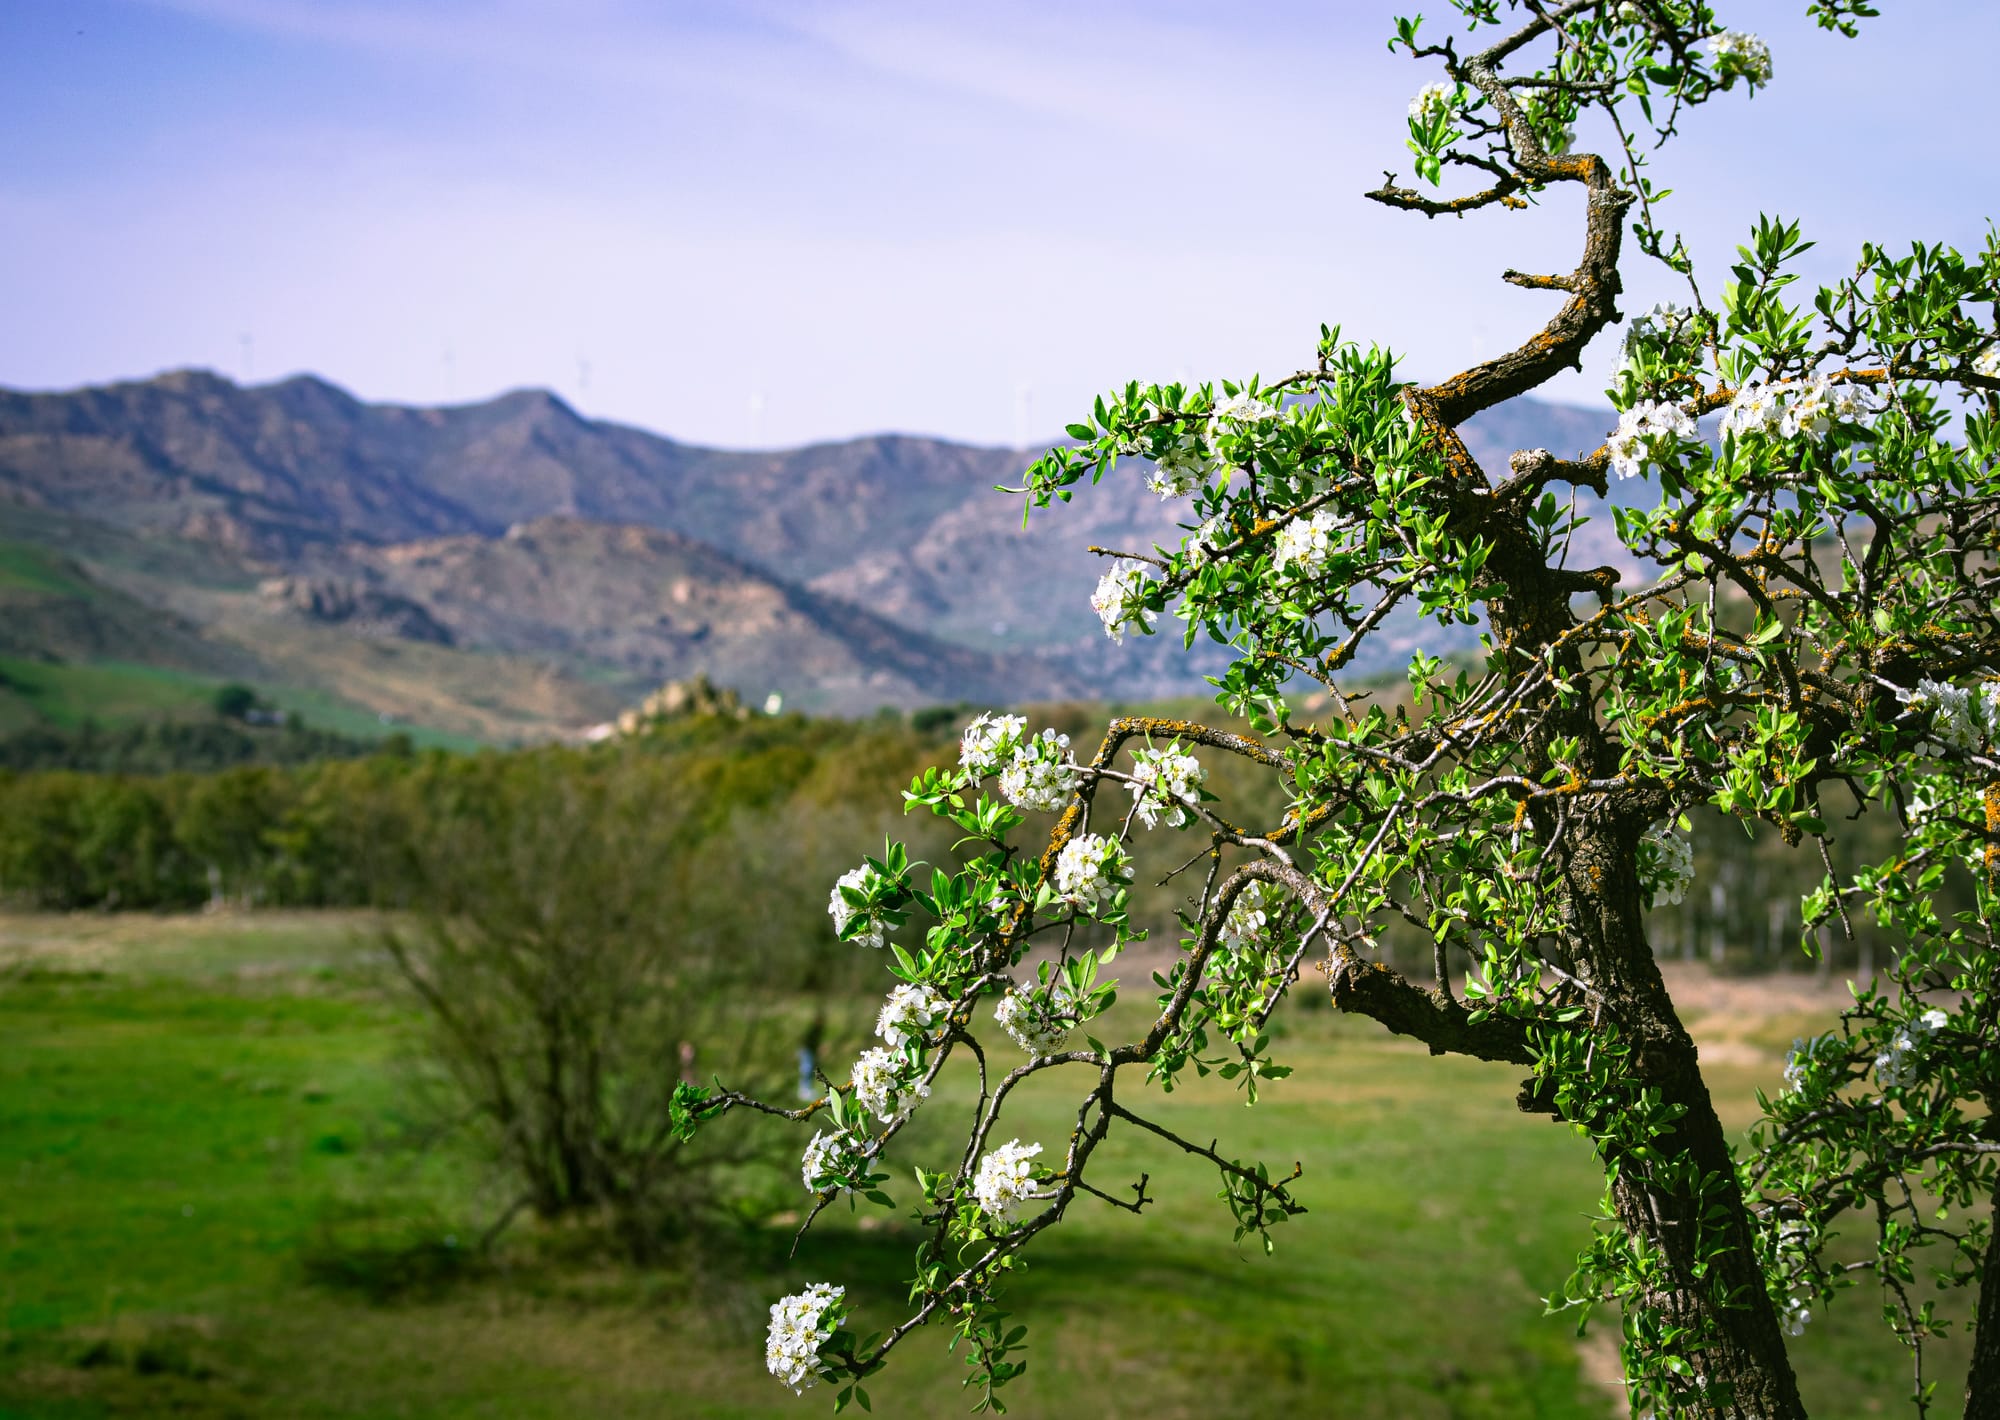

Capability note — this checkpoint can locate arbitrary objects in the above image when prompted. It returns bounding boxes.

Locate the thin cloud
[4,2,1995,447]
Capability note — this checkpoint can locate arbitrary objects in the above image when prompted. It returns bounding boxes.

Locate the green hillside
[0,541,98,598]
[0,656,475,752]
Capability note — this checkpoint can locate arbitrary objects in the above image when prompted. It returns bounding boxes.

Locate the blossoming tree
[679,3,2000,1414]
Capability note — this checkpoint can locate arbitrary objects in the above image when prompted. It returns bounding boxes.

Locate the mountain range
[0,369,1626,739]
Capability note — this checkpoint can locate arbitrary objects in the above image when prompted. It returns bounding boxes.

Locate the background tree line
[0,698,1949,979]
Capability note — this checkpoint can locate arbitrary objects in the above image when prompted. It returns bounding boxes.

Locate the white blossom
[1782,1032,1852,1096]
[1872,1007,1952,1090]
[1274,508,1339,577]
[1875,1035,1919,1089]
[766,1283,845,1393]
[1640,822,1695,908]
[1222,879,1278,954]
[1975,344,2000,380]
[1128,741,1206,829]
[1706,30,1772,86]
[1146,437,1217,500]
[1605,398,1697,479]
[1823,378,1886,423]
[801,1127,867,1193]
[876,982,948,1050]
[960,712,1026,778]
[971,1139,1045,1224]
[1212,389,1279,430]
[1778,380,1835,441]
[1409,81,1458,123]
[851,1046,930,1124]
[1620,301,1696,367]
[1782,1298,1811,1337]
[1899,678,2000,756]
[994,983,1076,1056]
[1722,376,1883,442]
[829,863,892,950]
[1054,832,1132,913]
[1782,1036,1816,1094]
[999,727,1078,812]
[1720,381,1785,439]
[1185,516,1228,568]
[1091,560,1158,643]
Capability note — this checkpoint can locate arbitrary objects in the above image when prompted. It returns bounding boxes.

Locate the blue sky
[3,0,1995,448]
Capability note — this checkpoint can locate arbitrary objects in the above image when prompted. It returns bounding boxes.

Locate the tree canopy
[687,4,2000,1415]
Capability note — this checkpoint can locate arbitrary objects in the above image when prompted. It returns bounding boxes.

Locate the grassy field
[0,655,478,750]
[0,545,100,600]
[0,912,1980,1418]
[0,658,224,734]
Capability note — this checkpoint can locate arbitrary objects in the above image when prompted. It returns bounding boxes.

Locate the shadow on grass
[297,1199,487,1304]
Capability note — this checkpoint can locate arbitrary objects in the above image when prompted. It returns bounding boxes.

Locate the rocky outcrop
[258,576,455,645]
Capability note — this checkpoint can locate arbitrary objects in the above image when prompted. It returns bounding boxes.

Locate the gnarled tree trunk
[1968,1174,2000,1420]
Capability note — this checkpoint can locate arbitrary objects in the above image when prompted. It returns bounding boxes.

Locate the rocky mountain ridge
[0,369,1630,732]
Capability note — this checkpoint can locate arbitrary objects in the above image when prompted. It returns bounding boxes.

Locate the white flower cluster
[876,982,947,1049]
[1139,390,1277,497]
[1898,678,2000,756]
[1212,389,1278,433]
[1781,1033,1832,1094]
[1619,301,1696,367]
[964,715,1083,813]
[1054,832,1131,913]
[994,982,1077,1056]
[1222,879,1279,954]
[960,712,1027,778]
[999,727,1079,812]
[802,1127,867,1193]
[1639,822,1695,908]
[1873,1008,1949,1090]
[1145,430,1219,500]
[1706,30,1773,87]
[851,1045,930,1124]
[1605,398,1697,480]
[1719,376,1885,443]
[1274,508,1339,577]
[1409,80,1457,123]
[1770,1220,1815,1335]
[1091,560,1158,643]
[829,862,892,950]
[1184,515,1228,569]
[1976,345,2000,380]
[971,1139,1044,1224]
[766,1282,845,1393]
[1128,741,1206,829]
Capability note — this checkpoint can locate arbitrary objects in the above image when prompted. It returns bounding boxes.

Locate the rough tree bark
[1360,13,1811,1406]
[1969,1175,2000,1420]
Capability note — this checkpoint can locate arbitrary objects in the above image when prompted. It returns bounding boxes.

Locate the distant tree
[71,776,181,908]
[379,752,794,1257]
[211,683,260,722]
[684,5,2000,1416]
[174,766,287,905]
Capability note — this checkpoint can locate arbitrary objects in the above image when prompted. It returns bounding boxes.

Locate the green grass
[0,544,98,600]
[0,914,1981,1418]
[0,658,224,730]
[254,686,482,752]
[0,657,478,751]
